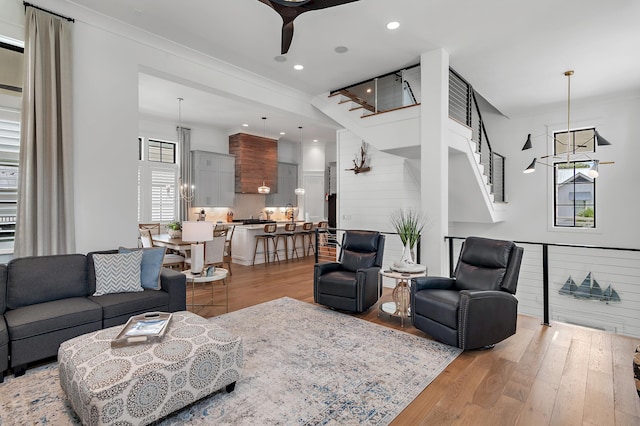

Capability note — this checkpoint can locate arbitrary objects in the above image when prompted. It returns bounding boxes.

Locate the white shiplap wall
[337,130,421,288]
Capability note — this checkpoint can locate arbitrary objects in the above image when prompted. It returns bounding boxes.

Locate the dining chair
[138,223,161,234]
[222,225,235,274]
[184,234,226,272]
[139,228,185,270]
[138,223,161,247]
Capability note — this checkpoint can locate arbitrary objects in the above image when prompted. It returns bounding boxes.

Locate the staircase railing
[330,64,421,116]
[329,65,506,202]
[449,68,505,202]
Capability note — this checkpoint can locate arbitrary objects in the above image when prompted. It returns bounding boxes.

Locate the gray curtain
[14,7,75,257]
[178,126,191,222]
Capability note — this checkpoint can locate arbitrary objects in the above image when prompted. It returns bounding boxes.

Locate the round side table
[182,268,229,313]
[378,269,427,327]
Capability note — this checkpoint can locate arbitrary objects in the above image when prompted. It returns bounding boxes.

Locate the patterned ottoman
[58,311,243,426]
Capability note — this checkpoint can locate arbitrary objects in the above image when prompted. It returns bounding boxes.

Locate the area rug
[0,297,461,425]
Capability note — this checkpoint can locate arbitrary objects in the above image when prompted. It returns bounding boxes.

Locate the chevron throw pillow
[93,250,144,296]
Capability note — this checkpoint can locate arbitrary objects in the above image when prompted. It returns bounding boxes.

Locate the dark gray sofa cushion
[7,255,88,309]
[0,316,7,346]
[89,289,169,322]
[4,297,102,340]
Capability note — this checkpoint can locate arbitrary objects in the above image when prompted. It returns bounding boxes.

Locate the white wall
[450,92,640,249]
[139,114,229,154]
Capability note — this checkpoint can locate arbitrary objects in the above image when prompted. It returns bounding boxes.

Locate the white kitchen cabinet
[192,150,235,207]
[266,162,298,207]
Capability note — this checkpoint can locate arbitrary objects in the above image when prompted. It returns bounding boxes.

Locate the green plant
[578,207,594,218]
[166,221,181,231]
[390,209,426,248]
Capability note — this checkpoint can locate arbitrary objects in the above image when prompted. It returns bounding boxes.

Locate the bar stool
[252,223,280,265]
[277,223,299,261]
[316,221,329,255]
[298,222,315,257]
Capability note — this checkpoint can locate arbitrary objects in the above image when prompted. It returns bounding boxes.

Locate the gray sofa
[0,250,186,381]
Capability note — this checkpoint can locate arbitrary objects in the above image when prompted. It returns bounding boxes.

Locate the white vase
[399,240,415,265]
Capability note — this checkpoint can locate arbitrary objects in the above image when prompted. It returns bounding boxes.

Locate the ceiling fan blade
[257,0,360,53]
[303,0,360,10]
[281,21,295,54]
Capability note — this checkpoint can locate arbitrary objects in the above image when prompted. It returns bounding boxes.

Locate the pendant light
[258,117,271,194]
[294,126,305,195]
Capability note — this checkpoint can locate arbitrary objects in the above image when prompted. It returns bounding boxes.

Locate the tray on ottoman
[58,311,243,426]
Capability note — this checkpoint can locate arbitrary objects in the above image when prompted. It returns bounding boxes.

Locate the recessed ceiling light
[280,132,286,135]
[242,123,249,127]
[386,21,400,30]
[334,46,349,53]
[294,64,304,70]
[366,88,372,93]
[274,55,287,62]
[313,139,318,143]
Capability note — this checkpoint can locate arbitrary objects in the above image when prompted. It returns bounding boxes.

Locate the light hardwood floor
[191,257,640,425]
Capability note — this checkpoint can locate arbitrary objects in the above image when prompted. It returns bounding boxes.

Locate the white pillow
[93,251,144,296]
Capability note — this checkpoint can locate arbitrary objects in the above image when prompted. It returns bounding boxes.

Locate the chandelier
[178,177,195,201]
[522,70,613,176]
[177,97,195,201]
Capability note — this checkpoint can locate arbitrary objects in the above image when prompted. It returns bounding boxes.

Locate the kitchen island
[231,221,313,265]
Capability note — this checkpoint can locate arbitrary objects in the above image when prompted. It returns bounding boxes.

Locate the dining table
[152,233,191,253]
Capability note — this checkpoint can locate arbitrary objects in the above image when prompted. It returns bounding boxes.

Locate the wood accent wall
[229,133,278,194]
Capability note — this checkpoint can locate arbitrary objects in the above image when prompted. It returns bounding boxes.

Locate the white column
[420,49,449,276]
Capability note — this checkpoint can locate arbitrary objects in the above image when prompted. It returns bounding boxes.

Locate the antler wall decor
[346,142,371,174]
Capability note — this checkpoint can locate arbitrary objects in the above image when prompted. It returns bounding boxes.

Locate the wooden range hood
[229,133,278,194]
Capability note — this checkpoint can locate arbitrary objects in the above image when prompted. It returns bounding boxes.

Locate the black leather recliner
[411,236,523,350]
[314,230,385,313]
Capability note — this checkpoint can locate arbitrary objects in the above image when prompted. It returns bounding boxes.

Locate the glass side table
[378,269,427,327]
[182,268,229,313]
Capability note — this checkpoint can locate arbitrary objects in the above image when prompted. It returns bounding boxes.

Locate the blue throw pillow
[119,246,165,290]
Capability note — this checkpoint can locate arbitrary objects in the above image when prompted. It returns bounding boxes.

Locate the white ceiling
[70,0,640,141]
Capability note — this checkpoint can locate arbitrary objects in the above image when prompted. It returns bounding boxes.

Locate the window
[137,137,178,224]
[148,139,176,163]
[0,40,23,97]
[553,128,597,228]
[0,120,19,252]
[554,161,595,228]
[0,39,23,253]
[554,128,595,156]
